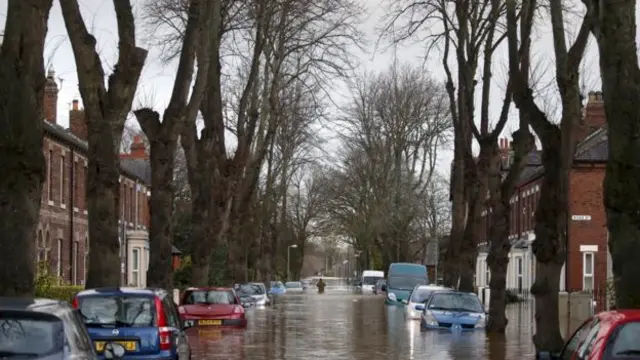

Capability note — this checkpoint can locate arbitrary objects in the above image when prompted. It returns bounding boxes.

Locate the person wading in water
[317,278,326,294]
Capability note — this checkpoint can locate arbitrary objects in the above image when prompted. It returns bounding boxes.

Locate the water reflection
[190,293,535,359]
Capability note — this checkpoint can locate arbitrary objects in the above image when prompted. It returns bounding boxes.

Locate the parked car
[269,281,287,295]
[373,279,386,295]
[73,287,192,360]
[538,309,640,360]
[285,281,305,293]
[301,280,310,291]
[419,291,487,330]
[236,283,270,306]
[0,297,97,359]
[404,285,451,320]
[178,287,247,329]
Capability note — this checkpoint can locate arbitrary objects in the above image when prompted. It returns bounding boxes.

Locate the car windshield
[428,292,484,313]
[237,284,265,296]
[0,312,65,357]
[363,276,383,285]
[410,288,439,303]
[388,276,427,291]
[285,282,302,288]
[184,290,237,305]
[271,281,284,288]
[78,295,156,328]
[610,321,640,356]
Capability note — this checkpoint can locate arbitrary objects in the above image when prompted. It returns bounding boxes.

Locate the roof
[43,120,151,185]
[598,309,640,323]
[0,297,65,310]
[76,287,165,296]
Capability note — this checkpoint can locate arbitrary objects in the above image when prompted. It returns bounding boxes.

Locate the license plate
[94,341,137,352]
[198,329,222,338]
[198,319,222,326]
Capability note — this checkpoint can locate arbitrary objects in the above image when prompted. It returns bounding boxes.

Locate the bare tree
[59,0,148,287]
[0,0,53,296]
[133,0,215,290]
[584,0,640,308]
[506,0,590,352]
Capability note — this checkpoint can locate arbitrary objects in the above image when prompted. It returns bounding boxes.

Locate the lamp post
[287,244,298,281]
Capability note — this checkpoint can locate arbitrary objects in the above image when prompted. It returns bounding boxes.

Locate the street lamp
[287,244,298,281]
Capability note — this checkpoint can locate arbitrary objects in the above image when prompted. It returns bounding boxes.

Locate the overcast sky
[1,0,620,176]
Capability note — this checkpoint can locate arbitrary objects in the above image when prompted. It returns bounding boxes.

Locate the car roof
[0,297,68,311]
[597,309,640,325]
[76,287,167,297]
[414,285,450,290]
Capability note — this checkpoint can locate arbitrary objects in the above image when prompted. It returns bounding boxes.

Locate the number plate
[198,319,222,326]
[94,341,137,352]
[198,329,222,338]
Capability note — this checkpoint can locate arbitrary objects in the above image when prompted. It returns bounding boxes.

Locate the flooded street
[189,293,537,359]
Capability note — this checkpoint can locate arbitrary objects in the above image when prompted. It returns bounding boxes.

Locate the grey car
[237,283,271,306]
[0,297,97,359]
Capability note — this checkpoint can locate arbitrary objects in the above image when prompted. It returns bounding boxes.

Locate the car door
[162,295,189,359]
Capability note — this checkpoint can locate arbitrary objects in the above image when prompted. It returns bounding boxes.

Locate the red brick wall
[44,74,57,124]
[69,101,88,140]
[567,165,608,291]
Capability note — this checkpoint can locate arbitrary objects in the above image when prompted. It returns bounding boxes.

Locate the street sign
[571,215,591,221]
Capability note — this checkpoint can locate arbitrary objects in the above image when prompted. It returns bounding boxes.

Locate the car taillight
[155,297,171,351]
[178,306,185,314]
[71,297,78,309]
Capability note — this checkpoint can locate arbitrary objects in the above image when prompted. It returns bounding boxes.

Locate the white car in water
[404,285,452,320]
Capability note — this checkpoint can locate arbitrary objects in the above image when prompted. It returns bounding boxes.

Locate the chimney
[69,99,88,139]
[577,91,606,141]
[122,135,149,160]
[44,68,58,124]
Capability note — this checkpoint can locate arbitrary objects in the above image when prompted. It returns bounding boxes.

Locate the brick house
[37,69,152,287]
[475,91,609,296]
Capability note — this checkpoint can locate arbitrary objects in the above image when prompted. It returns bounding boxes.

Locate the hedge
[35,285,84,302]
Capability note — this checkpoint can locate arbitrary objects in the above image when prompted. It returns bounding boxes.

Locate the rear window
[0,311,65,357]
[237,284,265,295]
[411,289,436,303]
[184,290,237,305]
[607,321,640,356]
[285,282,302,288]
[77,295,156,328]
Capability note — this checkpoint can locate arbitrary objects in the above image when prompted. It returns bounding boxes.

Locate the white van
[361,270,385,293]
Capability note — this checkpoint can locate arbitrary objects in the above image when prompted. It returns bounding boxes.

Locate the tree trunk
[589,0,640,308]
[0,0,53,296]
[444,149,466,287]
[189,178,211,286]
[146,137,176,290]
[486,200,511,332]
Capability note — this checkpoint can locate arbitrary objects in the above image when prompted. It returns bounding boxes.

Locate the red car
[552,309,640,359]
[178,287,247,329]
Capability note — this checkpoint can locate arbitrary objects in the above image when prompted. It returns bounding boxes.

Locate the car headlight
[422,311,438,326]
[256,298,266,305]
[475,315,486,328]
[387,292,397,301]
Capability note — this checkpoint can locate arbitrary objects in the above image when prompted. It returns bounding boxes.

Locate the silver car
[237,283,271,306]
[404,285,452,320]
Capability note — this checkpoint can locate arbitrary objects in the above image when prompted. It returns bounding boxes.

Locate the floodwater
[189,293,538,360]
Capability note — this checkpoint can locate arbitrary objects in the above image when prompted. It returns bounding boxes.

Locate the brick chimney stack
[577,91,606,141]
[120,135,149,160]
[44,68,58,124]
[69,99,88,139]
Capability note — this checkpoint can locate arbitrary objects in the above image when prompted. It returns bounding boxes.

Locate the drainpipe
[69,150,75,285]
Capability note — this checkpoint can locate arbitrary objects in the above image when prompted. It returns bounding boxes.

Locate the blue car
[269,281,287,295]
[418,291,487,330]
[73,287,193,360]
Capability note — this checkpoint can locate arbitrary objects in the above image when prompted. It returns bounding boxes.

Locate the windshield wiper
[0,351,40,358]
[616,350,640,355]
[428,306,450,311]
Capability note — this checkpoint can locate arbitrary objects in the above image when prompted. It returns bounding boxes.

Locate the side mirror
[104,342,126,360]
[415,304,425,311]
[381,284,387,292]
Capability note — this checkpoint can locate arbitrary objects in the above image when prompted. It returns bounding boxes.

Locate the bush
[34,261,83,302]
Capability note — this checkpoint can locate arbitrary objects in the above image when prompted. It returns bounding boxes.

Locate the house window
[130,186,135,223]
[516,256,523,291]
[47,150,53,201]
[583,252,595,291]
[56,237,62,280]
[74,161,80,208]
[486,265,490,287]
[36,231,49,264]
[84,237,89,284]
[131,248,140,287]
[60,154,66,205]
[72,241,78,285]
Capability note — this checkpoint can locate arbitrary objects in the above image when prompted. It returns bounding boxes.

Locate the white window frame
[516,256,523,291]
[56,238,62,280]
[72,241,79,285]
[131,248,140,287]
[485,264,490,287]
[583,252,595,291]
[84,238,89,284]
[60,154,65,206]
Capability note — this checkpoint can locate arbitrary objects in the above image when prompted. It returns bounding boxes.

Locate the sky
[0,0,620,178]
